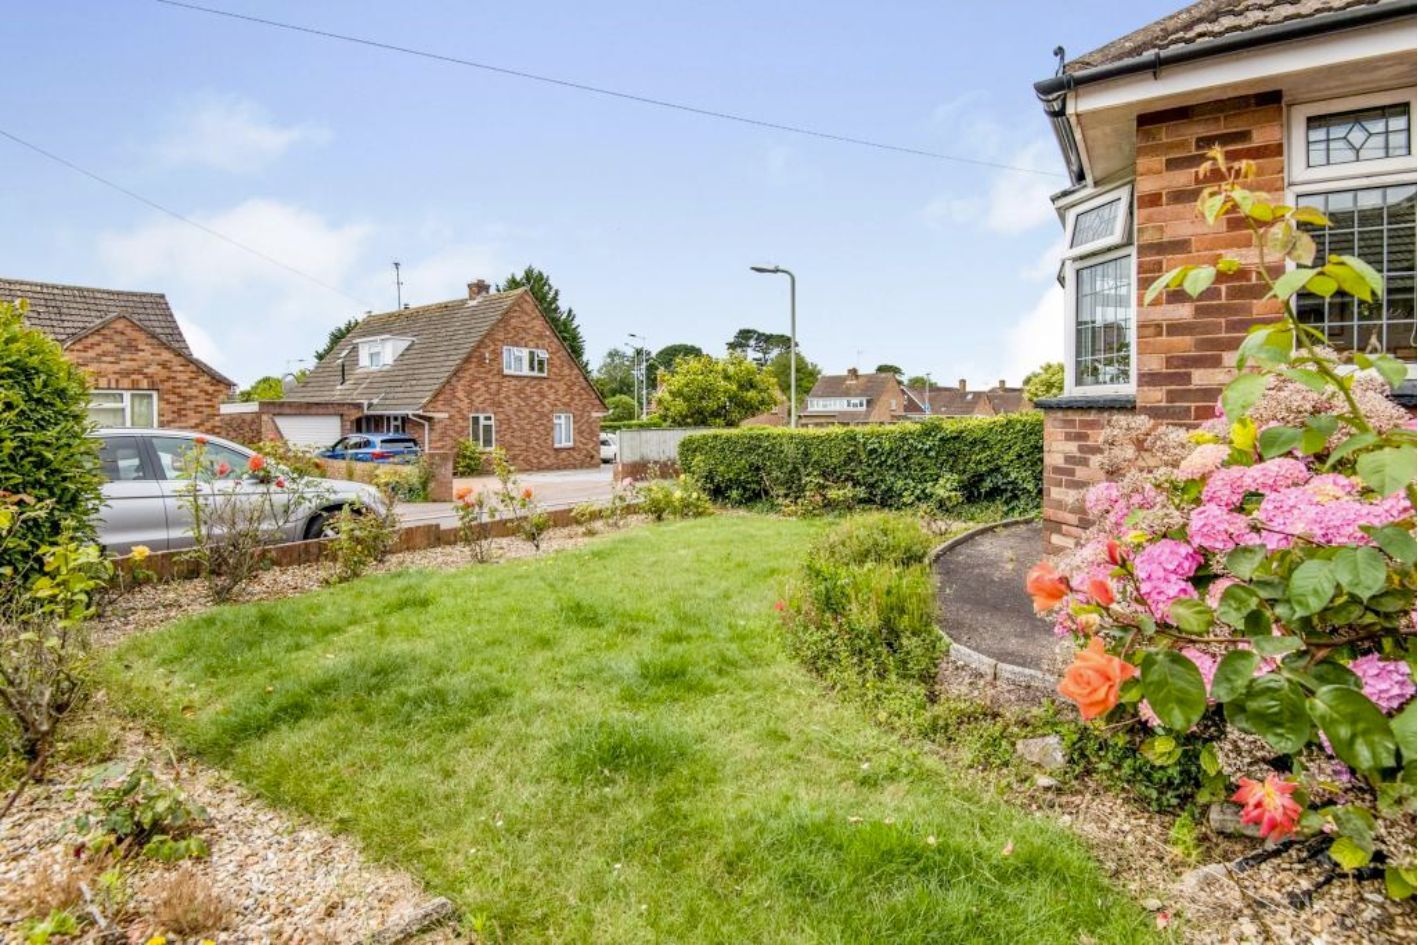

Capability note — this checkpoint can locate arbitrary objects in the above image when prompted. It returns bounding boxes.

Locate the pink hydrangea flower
[1188,503,1253,552]
[1206,577,1238,607]
[1348,655,1416,713]
[1133,539,1201,618]
[1306,473,1358,502]
[1202,465,1250,509]
[1084,481,1122,518]
[1178,444,1230,481]
[1244,457,1310,494]
[1180,646,1219,693]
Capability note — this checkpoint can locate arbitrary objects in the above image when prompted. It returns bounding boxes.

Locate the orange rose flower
[1026,562,1069,613]
[1058,637,1137,720]
[454,485,473,501]
[1105,539,1125,566]
[1087,577,1115,607]
[521,487,534,501]
[247,454,266,473]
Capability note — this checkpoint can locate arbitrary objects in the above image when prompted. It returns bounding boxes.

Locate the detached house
[800,369,918,425]
[251,280,604,471]
[3,277,234,430]
[906,379,1032,418]
[1031,0,1415,552]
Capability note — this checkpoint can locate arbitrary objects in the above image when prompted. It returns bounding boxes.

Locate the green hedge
[601,417,667,433]
[678,414,1042,515]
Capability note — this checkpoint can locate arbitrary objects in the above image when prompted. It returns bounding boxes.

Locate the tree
[726,328,791,366]
[767,350,821,408]
[874,364,903,378]
[905,374,931,389]
[593,348,637,400]
[649,343,704,390]
[604,394,638,423]
[497,266,588,371]
[314,316,361,363]
[238,376,287,402]
[655,355,778,428]
[1022,362,1064,402]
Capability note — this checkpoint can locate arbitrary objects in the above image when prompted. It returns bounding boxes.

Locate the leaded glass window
[1296,185,1416,364]
[1074,255,1133,388]
[1071,198,1121,248]
[1307,104,1411,168]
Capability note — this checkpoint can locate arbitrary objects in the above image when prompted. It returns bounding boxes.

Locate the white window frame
[90,389,159,427]
[1061,183,1133,260]
[469,413,496,449]
[1288,89,1417,186]
[1064,245,1137,396]
[553,412,574,448]
[503,346,549,377]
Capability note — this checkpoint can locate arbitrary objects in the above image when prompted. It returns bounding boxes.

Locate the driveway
[397,464,614,529]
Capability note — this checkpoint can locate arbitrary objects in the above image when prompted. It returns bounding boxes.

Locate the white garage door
[273,415,342,449]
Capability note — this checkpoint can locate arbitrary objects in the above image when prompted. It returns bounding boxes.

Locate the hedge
[678,413,1042,515]
[601,417,667,433]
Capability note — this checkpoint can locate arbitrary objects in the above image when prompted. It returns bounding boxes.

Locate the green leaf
[1309,686,1398,773]
[1369,525,1417,565]
[1221,373,1266,422]
[1144,266,1188,305]
[1225,545,1267,581]
[1240,675,1310,754]
[1291,206,1331,227]
[1251,635,1304,658]
[1141,650,1209,731]
[1369,353,1408,390]
[1306,272,1339,297]
[1325,432,1378,469]
[1357,446,1416,496]
[1216,583,1262,628]
[1169,598,1214,635]
[1306,414,1339,437]
[1288,559,1336,618]
[1322,260,1374,300]
[1182,266,1217,298]
[1270,267,1317,301]
[1141,735,1182,766]
[1393,701,1417,766]
[1210,650,1259,703]
[1258,425,1302,458]
[1384,866,1417,900]
[1277,366,1328,392]
[1333,546,1387,600]
[1338,255,1384,299]
[1328,834,1373,870]
[1200,742,1221,776]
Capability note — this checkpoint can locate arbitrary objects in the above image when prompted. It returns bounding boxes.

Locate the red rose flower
[1232,774,1301,840]
[215,461,231,477]
[1105,539,1125,566]
[194,435,208,446]
[1087,577,1115,607]
[248,454,266,473]
[274,477,287,489]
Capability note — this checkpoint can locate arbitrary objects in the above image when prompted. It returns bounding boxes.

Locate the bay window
[1062,184,1135,393]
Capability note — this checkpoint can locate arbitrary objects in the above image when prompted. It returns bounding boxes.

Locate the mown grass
[106,515,1157,944]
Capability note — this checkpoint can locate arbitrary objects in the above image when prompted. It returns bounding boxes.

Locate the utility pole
[628,333,647,418]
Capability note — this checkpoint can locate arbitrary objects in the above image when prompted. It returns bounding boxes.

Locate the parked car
[317,433,421,463]
[92,428,385,555]
[600,432,618,464]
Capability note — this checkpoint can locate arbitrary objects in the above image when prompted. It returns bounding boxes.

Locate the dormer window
[503,346,548,376]
[806,396,868,411]
[356,335,411,369]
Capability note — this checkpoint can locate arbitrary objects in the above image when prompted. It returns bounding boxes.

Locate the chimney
[958,378,967,392]
[467,279,490,300]
[998,378,1007,390]
[846,367,859,383]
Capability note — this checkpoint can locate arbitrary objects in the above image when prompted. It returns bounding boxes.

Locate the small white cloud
[922,139,1062,235]
[999,284,1065,384]
[155,95,329,172]
[1020,234,1066,282]
[173,311,222,367]
[371,244,507,309]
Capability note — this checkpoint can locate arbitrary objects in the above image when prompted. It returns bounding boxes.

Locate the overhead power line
[0,126,370,308]
[154,0,1063,178]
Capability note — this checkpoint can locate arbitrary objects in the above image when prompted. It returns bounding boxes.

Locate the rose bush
[1034,149,1415,897]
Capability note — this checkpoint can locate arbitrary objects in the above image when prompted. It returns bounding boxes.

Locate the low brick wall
[111,504,602,585]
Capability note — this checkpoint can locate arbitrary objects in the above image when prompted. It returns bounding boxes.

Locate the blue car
[319,433,422,464]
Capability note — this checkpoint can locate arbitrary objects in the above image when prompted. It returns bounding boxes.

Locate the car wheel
[303,507,346,541]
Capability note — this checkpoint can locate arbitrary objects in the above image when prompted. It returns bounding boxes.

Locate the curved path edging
[929,517,1059,692]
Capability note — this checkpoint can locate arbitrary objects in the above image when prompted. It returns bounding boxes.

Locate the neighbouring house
[2,277,234,431]
[799,369,920,425]
[243,280,605,471]
[1030,0,1415,553]
[903,378,1032,418]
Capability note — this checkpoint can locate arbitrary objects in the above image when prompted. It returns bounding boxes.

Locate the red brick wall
[424,293,603,471]
[216,401,363,447]
[1042,91,1285,553]
[63,316,230,431]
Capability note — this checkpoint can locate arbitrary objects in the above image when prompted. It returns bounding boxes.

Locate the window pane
[1074,255,1133,388]
[97,436,152,482]
[130,392,156,427]
[1307,104,1411,167]
[88,404,127,427]
[1070,198,1121,248]
[1298,185,1417,362]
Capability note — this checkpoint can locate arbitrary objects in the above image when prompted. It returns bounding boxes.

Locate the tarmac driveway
[396,464,614,529]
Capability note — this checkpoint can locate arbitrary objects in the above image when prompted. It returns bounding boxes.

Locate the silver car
[92,428,385,555]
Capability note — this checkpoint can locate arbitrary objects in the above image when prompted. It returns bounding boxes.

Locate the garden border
[929,516,1058,691]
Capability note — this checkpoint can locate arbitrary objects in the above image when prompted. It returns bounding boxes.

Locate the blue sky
[4,0,1178,387]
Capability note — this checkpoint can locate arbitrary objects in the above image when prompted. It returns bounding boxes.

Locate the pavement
[396,464,615,529]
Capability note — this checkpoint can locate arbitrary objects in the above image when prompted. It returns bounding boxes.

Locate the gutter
[1034,0,1417,183]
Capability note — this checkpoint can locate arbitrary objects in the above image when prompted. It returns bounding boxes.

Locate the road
[396,465,615,529]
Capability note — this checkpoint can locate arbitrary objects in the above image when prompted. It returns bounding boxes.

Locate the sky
[4,0,1179,388]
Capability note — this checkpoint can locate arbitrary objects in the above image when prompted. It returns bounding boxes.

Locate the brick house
[1030,0,1415,552]
[3,277,234,431]
[905,379,1032,418]
[273,280,605,471]
[800,369,920,425]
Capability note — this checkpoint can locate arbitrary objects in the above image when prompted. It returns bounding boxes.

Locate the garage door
[273,415,342,449]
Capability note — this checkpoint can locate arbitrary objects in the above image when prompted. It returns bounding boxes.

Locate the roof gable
[3,276,193,355]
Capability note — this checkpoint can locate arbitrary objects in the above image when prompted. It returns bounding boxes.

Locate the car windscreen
[381,437,419,448]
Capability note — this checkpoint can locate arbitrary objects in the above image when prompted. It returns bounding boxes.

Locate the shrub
[486,448,552,550]
[0,300,103,584]
[571,502,602,535]
[75,760,209,861]
[639,477,713,521]
[373,460,431,502]
[326,499,399,584]
[780,513,944,732]
[679,413,1042,516]
[1037,150,1416,892]
[453,485,496,561]
[604,394,637,423]
[455,437,491,476]
[601,417,667,433]
[247,439,322,478]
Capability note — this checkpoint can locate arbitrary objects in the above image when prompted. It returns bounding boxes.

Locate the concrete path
[934,521,1061,675]
[397,465,614,529]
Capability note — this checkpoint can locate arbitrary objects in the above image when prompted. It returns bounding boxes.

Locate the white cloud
[173,312,222,367]
[368,243,507,310]
[1020,234,1066,282]
[998,284,1064,384]
[922,139,1063,235]
[155,95,329,172]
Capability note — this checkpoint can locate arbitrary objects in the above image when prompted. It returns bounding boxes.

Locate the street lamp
[628,333,648,418]
[749,265,797,428]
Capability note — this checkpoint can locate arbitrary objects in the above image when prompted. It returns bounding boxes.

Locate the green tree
[497,266,588,371]
[905,374,931,389]
[874,364,903,378]
[593,348,637,400]
[726,328,791,366]
[605,394,638,423]
[649,343,704,390]
[0,300,103,584]
[655,355,778,428]
[238,375,287,402]
[1022,362,1064,402]
[768,350,822,408]
[314,316,361,363]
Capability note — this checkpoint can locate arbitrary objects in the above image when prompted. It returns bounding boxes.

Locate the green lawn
[107,515,1156,944]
